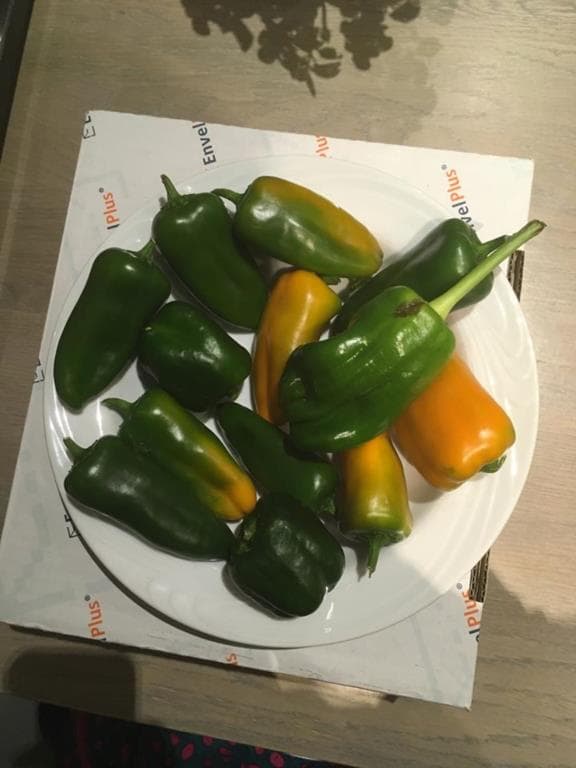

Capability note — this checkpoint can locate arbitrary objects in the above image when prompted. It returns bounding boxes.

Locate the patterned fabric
[39,705,342,767]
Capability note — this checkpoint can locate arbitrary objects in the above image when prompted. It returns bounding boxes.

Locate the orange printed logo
[85,595,107,640]
[460,588,481,641]
[315,135,330,157]
[99,188,120,230]
[441,165,474,227]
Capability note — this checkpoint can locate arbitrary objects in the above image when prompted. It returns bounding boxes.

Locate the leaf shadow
[181,0,423,95]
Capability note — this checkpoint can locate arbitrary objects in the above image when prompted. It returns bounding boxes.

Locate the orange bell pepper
[253,269,341,425]
[392,355,516,490]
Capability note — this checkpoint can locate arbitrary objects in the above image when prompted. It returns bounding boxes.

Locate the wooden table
[1,2,575,765]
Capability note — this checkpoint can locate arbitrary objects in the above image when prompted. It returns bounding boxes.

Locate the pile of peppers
[54,172,545,617]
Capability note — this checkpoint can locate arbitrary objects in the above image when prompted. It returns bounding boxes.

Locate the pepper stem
[430,220,545,320]
[476,234,508,259]
[160,174,181,203]
[212,188,242,207]
[319,495,336,517]
[102,398,132,419]
[63,437,86,464]
[339,276,367,302]
[367,535,386,577]
[133,240,156,264]
[481,454,507,473]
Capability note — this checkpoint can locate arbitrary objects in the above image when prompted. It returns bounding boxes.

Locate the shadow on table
[4,649,136,767]
[3,571,575,766]
[181,0,423,94]
[260,572,576,766]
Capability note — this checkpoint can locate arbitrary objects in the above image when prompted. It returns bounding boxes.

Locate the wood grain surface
[1,1,575,766]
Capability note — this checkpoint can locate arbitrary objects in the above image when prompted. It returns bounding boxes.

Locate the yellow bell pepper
[337,433,412,576]
[253,269,341,425]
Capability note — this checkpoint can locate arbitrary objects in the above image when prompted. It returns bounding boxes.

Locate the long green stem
[212,188,242,207]
[160,174,181,203]
[431,220,545,319]
[63,437,86,464]
[102,398,132,419]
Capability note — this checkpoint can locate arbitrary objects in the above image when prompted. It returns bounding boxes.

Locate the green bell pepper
[64,435,233,560]
[138,301,251,412]
[54,242,170,410]
[152,175,267,330]
[103,388,257,522]
[281,221,545,453]
[333,219,507,332]
[213,176,382,278]
[216,401,337,515]
[229,493,345,617]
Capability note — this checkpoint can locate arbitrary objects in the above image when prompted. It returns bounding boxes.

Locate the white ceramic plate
[44,156,538,648]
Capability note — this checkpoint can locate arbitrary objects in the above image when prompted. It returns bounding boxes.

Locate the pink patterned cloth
[38,704,343,767]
